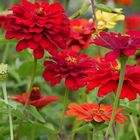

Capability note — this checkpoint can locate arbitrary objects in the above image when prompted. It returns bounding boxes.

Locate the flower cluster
[12,87,60,109]
[43,50,95,90]
[66,103,128,124]
[5,0,70,59]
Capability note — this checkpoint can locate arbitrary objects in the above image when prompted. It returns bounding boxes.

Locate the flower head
[66,103,128,124]
[12,87,60,109]
[0,63,8,82]
[43,50,95,90]
[93,31,140,61]
[5,0,70,59]
[86,59,140,100]
[96,10,124,31]
[67,19,95,52]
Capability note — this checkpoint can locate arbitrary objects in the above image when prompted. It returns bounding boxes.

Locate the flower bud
[0,63,8,82]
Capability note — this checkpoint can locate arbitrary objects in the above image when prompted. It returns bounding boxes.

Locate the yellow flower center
[65,56,77,64]
[73,26,82,31]
[32,86,39,91]
[112,65,121,71]
[36,7,43,15]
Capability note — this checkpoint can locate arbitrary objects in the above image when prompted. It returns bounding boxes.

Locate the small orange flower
[66,103,128,124]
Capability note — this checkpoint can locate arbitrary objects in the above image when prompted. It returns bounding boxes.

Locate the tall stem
[59,88,69,132]
[130,116,140,140]
[105,56,127,138]
[24,58,37,109]
[2,82,14,140]
[2,44,9,63]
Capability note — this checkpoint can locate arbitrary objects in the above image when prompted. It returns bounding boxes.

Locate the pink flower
[93,32,140,61]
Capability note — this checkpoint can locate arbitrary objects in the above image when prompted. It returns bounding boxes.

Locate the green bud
[0,63,8,82]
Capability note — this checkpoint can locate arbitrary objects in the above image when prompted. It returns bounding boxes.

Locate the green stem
[92,125,97,140]
[24,58,37,109]
[2,82,14,140]
[2,44,9,63]
[130,116,140,140]
[105,56,127,138]
[59,88,69,132]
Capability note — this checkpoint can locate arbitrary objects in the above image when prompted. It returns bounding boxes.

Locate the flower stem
[105,56,127,138]
[2,44,9,63]
[24,58,37,109]
[2,82,14,140]
[59,88,69,132]
[130,116,140,140]
[92,125,97,140]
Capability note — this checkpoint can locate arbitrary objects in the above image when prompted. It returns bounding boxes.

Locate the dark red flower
[125,14,140,31]
[93,31,140,61]
[67,19,95,52]
[5,0,70,59]
[0,15,6,27]
[12,87,60,109]
[66,103,128,124]
[86,59,140,100]
[43,50,95,90]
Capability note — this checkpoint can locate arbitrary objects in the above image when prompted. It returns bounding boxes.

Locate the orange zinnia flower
[66,103,128,124]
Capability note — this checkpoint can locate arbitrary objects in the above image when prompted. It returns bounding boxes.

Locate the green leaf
[29,106,46,123]
[69,2,90,20]
[73,123,92,134]
[95,3,123,14]
[121,105,140,117]
[18,61,34,77]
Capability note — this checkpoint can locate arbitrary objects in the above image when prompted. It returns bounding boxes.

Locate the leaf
[73,123,92,134]
[18,61,34,77]
[69,2,90,19]
[120,105,140,117]
[29,121,57,134]
[29,106,46,123]
[95,3,123,14]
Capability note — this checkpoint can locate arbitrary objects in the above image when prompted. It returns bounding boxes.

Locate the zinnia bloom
[66,103,128,124]
[86,59,140,100]
[96,9,124,31]
[66,19,95,52]
[93,31,140,61]
[43,50,95,90]
[12,87,60,109]
[5,0,70,59]
[114,0,132,5]
[125,14,140,31]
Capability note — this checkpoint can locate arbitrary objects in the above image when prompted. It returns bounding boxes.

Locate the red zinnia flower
[86,59,140,100]
[5,0,70,59]
[67,19,95,52]
[43,50,95,90]
[93,31,140,61]
[66,103,128,124]
[12,87,60,109]
[125,15,140,31]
